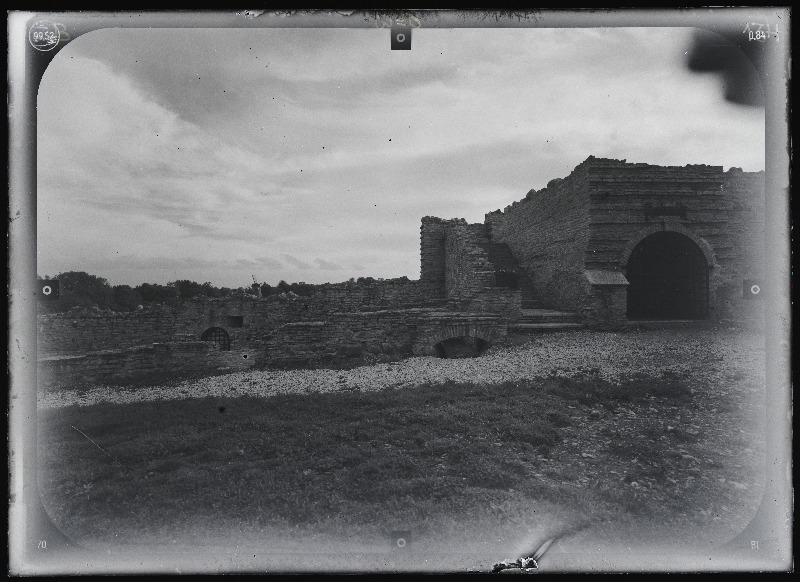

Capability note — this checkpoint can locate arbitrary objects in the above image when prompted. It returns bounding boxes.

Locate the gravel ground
[38,327,766,409]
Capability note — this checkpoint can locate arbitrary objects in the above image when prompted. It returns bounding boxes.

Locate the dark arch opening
[434,336,490,359]
[626,231,708,320]
[201,327,231,351]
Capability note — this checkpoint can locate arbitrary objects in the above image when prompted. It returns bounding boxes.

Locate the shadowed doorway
[434,336,490,358]
[626,231,708,320]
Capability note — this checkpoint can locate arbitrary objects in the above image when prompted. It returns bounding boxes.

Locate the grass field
[37,365,765,571]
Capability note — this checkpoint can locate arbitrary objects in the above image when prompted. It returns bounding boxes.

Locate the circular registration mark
[29,20,60,52]
[750,284,761,295]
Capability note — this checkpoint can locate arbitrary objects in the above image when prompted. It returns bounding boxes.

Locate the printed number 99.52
[32,32,55,42]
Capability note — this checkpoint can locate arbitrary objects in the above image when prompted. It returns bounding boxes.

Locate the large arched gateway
[626,231,709,320]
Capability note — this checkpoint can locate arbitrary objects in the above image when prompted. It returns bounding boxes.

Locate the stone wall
[37,306,178,356]
[413,313,507,356]
[486,160,592,314]
[486,156,765,324]
[442,221,521,318]
[445,289,521,320]
[37,341,255,389]
[36,279,441,384]
[173,295,304,349]
[585,158,765,322]
[444,221,493,299]
[585,157,726,270]
[311,278,429,312]
[266,308,424,367]
[420,216,448,298]
[36,155,766,382]
[717,168,766,322]
[38,279,430,358]
[578,270,629,329]
[266,308,508,366]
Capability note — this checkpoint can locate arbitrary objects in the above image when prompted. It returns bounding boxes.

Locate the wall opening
[201,327,231,351]
[434,336,490,359]
[626,231,708,320]
[494,270,519,289]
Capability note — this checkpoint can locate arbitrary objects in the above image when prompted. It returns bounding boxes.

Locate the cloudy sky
[37,26,765,288]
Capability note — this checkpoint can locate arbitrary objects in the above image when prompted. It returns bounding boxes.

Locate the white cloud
[37,27,765,287]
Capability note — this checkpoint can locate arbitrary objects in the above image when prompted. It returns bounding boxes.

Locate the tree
[291,282,316,296]
[202,282,223,298]
[112,285,142,311]
[169,280,206,299]
[260,283,274,296]
[135,282,178,305]
[52,271,114,310]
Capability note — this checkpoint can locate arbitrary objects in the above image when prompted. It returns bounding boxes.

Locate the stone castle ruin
[38,156,765,388]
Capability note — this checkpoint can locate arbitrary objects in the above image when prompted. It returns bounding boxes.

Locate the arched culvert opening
[201,327,231,351]
[626,231,709,320]
[434,336,490,359]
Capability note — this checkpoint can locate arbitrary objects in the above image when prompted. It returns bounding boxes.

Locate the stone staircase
[474,229,543,309]
[476,226,583,332]
[508,308,583,333]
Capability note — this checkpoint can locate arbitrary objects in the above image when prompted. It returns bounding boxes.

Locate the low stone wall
[413,313,507,356]
[312,278,428,312]
[266,308,508,366]
[37,305,178,357]
[446,289,521,320]
[266,309,423,367]
[37,341,259,390]
[581,270,629,330]
[38,279,430,359]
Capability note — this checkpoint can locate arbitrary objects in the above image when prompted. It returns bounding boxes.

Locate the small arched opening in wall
[434,336,490,359]
[201,327,231,351]
[625,231,709,320]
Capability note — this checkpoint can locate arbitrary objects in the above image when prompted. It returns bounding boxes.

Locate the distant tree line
[37,272,412,312]
[37,271,325,312]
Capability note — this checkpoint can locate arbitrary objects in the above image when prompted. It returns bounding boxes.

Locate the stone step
[520,308,578,316]
[508,322,584,333]
[516,317,580,326]
[518,309,580,323]
[521,300,544,309]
